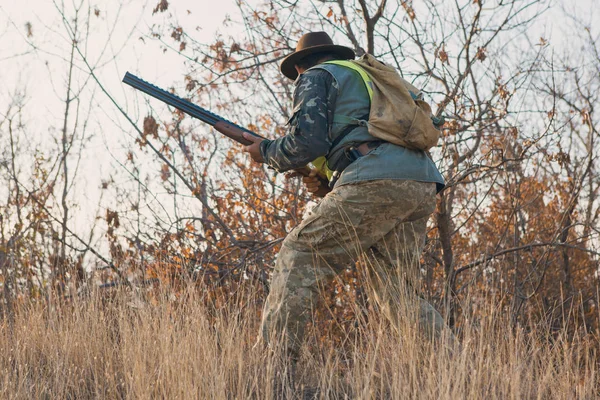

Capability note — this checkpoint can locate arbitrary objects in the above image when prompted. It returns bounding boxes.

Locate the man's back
[261,62,445,191]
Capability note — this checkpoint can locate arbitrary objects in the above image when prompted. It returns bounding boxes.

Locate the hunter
[242,32,449,359]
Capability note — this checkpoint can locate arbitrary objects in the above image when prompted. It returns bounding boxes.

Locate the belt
[347,140,384,159]
[355,140,383,156]
[329,141,385,188]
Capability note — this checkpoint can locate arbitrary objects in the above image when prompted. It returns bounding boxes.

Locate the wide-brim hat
[280,31,355,80]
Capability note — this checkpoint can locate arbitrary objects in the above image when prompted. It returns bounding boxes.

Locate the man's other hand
[286,169,331,197]
[303,169,323,194]
[242,132,265,163]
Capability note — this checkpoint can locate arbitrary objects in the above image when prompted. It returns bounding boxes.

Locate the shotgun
[122,72,321,186]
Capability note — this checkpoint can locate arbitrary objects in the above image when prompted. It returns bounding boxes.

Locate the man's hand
[302,169,323,194]
[242,132,265,163]
[286,168,331,198]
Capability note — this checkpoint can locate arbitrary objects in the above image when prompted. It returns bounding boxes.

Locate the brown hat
[280,31,355,80]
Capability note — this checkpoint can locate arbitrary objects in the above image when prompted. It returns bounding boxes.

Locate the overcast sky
[0,0,597,235]
[0,1,243,231]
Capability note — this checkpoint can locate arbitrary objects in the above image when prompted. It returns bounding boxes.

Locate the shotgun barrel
[122,72,262,146]
[122,72,313,178]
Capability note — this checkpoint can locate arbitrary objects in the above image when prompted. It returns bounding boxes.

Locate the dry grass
[0,282,597,399]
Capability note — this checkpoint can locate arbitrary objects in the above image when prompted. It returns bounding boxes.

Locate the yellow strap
[324,60,374,100]
[310,156,333,180]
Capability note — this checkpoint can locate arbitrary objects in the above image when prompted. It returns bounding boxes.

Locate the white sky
[1,0,237,122]
[0,0,598,239]
[0,0,242,235]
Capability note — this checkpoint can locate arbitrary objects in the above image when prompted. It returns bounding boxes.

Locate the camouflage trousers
[260,179,449,356]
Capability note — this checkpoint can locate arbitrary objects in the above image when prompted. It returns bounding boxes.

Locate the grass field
[0,284,597,399]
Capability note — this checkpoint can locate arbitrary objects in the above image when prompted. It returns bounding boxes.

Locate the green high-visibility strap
[324,60,374,100]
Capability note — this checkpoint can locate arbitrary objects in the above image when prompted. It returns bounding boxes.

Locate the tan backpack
[327,54,442,151]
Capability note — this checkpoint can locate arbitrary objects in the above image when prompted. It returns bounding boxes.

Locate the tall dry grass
[0,281,597,399]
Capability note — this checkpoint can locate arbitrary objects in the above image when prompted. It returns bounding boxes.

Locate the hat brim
[280,44,355,80]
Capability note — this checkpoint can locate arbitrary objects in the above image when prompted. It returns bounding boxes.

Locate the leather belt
[329,141,386,188]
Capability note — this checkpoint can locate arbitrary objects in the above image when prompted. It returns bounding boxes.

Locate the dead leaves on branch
[143,115,159,138]
[401,1,416,20]
[152,0,169,15]
[476,47,487,61]
[160,164,171,181]
[25,22,33,38]
[171,27,183,41]
[436,45,449,64]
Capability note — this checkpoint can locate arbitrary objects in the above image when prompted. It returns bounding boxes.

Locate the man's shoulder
[307,62,348,76]
[307,62,363,87]
[296,67,334,85]
[294,68,338,97]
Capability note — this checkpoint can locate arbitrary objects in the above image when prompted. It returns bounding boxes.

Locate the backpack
[325,54,442,151]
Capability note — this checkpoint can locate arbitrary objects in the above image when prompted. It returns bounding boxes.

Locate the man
[241,32,449,359]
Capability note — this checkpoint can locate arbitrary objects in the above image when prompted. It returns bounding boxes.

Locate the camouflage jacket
[259,69,337,172]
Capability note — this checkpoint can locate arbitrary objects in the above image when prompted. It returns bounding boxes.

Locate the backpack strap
[309,113,369,182]
[332,114,368,126]
[329,113,370,151]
